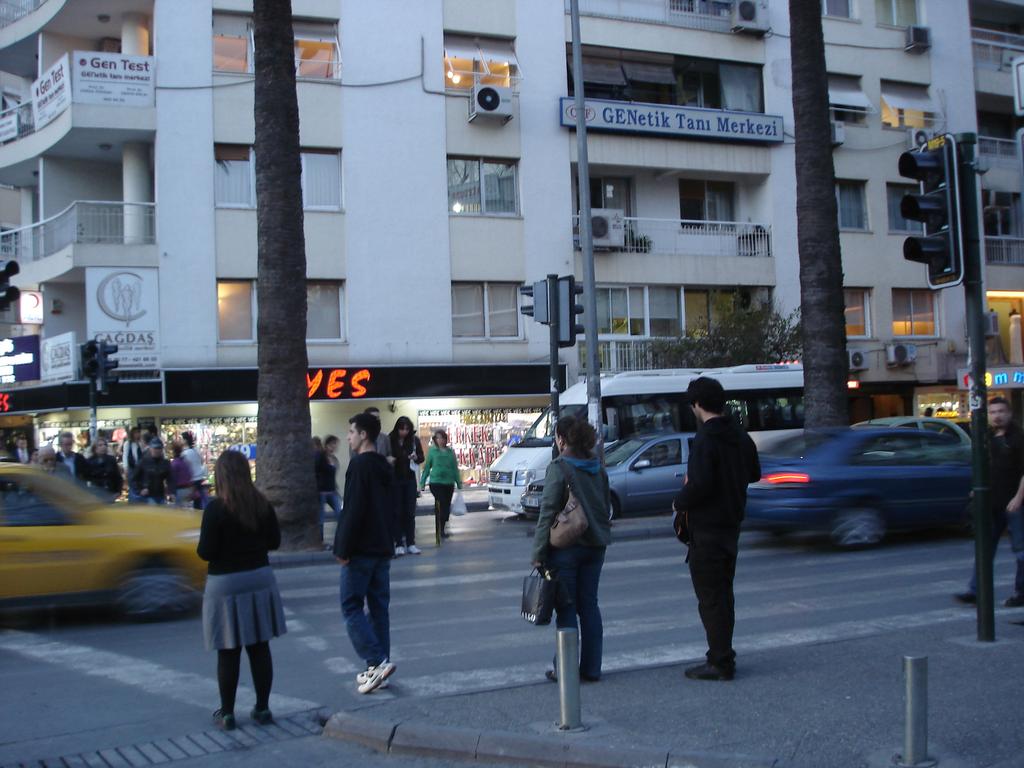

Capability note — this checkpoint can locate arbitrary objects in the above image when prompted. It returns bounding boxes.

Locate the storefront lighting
[987,291,1024,299]
[847,380,860,389]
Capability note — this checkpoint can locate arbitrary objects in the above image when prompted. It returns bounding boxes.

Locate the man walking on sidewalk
[334,412,396,694]
[956,396,1024,607]
[673,377,760,681]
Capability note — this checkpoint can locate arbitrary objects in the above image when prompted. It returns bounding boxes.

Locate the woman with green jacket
[419,429,462,544]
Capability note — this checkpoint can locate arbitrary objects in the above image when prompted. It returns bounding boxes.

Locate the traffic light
[898,134,963,288]
[0,261,19,311]
[557,275,584,348]
[520,279,549,324]
[81,340,100,382]
[97,341,118,393]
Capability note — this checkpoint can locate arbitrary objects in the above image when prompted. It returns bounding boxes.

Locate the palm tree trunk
[789,0,850,427]
[253,0,319,549]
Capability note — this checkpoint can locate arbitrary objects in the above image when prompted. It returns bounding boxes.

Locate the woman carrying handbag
[530,415,611,683]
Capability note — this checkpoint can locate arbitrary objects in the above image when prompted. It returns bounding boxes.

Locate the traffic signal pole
[548,273,561,461]
[959,133,995,642]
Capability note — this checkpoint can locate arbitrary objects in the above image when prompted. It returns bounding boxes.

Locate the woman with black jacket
[390,416,424,555]
[86,438,123,502]
[198,450,287,731]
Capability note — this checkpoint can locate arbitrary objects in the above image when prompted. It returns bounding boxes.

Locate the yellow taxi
[0,464,206,618]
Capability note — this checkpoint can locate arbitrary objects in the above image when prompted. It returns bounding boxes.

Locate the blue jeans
[339,556,391,667]
[968,509,1024,597]
[547,545,606,680]
[320,492,341,537]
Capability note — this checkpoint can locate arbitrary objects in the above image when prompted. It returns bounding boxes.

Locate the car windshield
[517,404,587,447]
[604,437,647,467]
[762,431,838,460]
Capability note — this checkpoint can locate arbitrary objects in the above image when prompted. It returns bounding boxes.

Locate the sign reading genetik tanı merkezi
[0,335,40,384]
[559,97,784,144]
[72,51,154,107]
[32,54,70,130]
[86,267,160,370]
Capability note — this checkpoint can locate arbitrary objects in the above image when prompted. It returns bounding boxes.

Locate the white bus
[486,363,805,514]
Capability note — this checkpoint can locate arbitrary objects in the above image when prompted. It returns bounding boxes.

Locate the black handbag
[521,567,559,625]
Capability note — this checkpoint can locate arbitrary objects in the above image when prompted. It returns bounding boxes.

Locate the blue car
[744,428,971,547]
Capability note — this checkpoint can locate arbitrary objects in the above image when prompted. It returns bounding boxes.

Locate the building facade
[0,0,1017,475]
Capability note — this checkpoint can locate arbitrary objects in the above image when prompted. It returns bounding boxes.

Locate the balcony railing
[986,236,1024,266]
[978,135,1018,164]
[573,215,771,258]
[0,101,34,145]
[972,27,1024,71]
[0,201,156,263]
[0,0,42,28]
[580,339,667,373]
[567,0,734,33]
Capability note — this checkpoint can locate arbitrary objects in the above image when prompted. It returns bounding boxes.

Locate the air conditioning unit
[469,84,513,124]
[985,310,1000,337]
[830,120,845,147]
[590,208,625,249]
[904,25,931,53]
[885,342,918,367]
[906,128,929,150]
[848,349,869,371]
[731,0,769,36]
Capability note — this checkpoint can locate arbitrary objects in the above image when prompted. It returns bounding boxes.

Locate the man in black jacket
[334,412,396,694]
[131,438,175,504]
[673,376,760,681]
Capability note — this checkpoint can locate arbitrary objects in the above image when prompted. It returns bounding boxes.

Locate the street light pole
[569,0,603,444]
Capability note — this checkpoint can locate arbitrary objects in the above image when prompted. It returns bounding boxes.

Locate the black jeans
[687,526,740,670]
[430,483,455,531]
[395,477,417,546]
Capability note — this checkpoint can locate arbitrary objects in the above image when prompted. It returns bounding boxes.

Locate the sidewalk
[324,614,1024,768]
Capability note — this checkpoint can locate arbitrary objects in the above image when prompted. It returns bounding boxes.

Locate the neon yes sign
[306,368,371,399]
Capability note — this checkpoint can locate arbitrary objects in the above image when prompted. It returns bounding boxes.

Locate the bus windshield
[516,404,586,447]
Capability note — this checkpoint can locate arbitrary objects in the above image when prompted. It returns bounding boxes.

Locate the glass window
[307,281,342,340]
[448,158,518,215]
[649,287,681,337]
[452,283,484,337]
[597,287,637,336]
[451,283,519,338]
[892,288,935,336]
[679,180,735,222]
[213,14,251,73]
[719,64,763,112]
[823,0,852,17]
[487,283,519,337]
[983,191,1020,237]
[836,180,868,230]
[301,151,341,209]
[293,25,340,79]
[217,280,254,341]
[828,75,870,124]
[844,288,870,338]
[443,34,519,90]
[214,144,253,207]
[875,0,916,26]
[880,82,934,129]
[636,439,683,468]
[0,480,69,527]
[887,184,923,233]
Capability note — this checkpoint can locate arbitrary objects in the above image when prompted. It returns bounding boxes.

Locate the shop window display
[161,416,259,490]
[417,408,542,486]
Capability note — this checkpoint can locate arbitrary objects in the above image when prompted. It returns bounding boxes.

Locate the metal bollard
[897,656,936,768]
[555,628,582,731]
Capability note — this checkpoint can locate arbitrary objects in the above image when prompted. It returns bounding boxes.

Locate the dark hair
[324,434,339,448]
[989,396,1011,408]
[391,416,414,434]
[432,429,449,446]
[364,407,381,417]
[59,431,73,442]
[214,450,270,531]
[182,431,195,448]
[130,426,141,437]
[171,442,183,458]
[555,415,597,457]
[687,376,726,414]
[349,413,381,443]
[311,436,323,451]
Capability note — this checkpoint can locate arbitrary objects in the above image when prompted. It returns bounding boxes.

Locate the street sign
[1014,56,1024,116]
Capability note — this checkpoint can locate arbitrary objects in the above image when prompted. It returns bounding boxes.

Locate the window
[683,287,767,333]
[892,288,936,336]
[822,0,852,17]
[218,280,254,342]
[880,82,935,129]
[0,480,69,527]
[887,184,923,233]
[447,158,518,215]
[828,75,871,124]
[213,14,251,73]
[580,176,633,214]
[649,287,681,336]
[844,288,871,337]
[451,282,519,338]
[307,281,344,340]
[875,0,916,26]
[443,34,519,90]
[636,438,683,468]
[679,180,735,222]
[301,151,342,210]
[293,21,340,79]
[214,144,254,207]
[983,191,1020,237]
[836,181,868,230]
[595,286,682,337]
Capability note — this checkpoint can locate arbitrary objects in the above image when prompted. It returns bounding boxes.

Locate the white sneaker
[357,661,395,694]
[355,668,389,689]
[394,546,406,556]
[406,545,422,555]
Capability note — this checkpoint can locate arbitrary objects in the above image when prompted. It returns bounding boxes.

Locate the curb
[322,711,778,768]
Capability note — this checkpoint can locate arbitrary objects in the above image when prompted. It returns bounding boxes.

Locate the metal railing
[567,0,734,33]
[0,201,156,263]
[978,135,1018,163]
[572,215,771,258]
[0,102,34,145]
[0,0,42,28]
[580,339,670,373]
[972,27,1024,71]
[986,236,1024,266]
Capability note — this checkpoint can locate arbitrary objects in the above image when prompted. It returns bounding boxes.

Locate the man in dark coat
[131,438,175,504]
[673,376,760,681]
[334,412,396,694]
[57,431,89,481]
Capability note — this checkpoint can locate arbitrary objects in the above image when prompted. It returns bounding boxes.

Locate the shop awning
[880,82,936,114]
[828,75,873,112]
[581,58,627,86]
[622,62,676,85]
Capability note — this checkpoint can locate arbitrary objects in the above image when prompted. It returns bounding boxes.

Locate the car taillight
[762,472,810,485]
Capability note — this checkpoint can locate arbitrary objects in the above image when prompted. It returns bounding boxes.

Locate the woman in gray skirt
[198,450,287,731]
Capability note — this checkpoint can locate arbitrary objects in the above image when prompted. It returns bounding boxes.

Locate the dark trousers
[339,556,391,667]
[968,507,1024,596]
[395,478,417,546]
[430,483,455,533]
[547,544,606,680]
[687,526,739,671]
